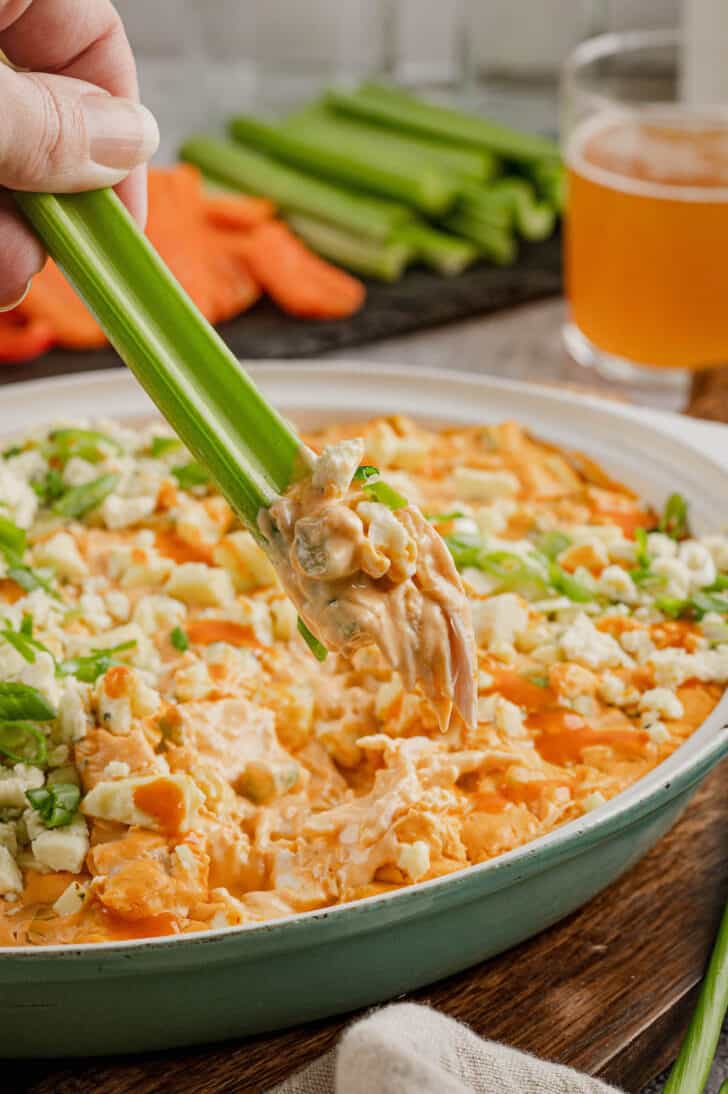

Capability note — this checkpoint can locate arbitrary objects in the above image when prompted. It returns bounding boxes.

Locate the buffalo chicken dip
[0,414,725,945]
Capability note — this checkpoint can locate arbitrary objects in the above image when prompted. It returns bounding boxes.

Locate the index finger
[0,0,150,223]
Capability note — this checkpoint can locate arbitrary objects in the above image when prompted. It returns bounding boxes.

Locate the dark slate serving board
[4,233,561,383]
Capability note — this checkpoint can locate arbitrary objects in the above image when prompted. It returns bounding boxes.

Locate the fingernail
[0,279,32,313]
[83,94,159,170]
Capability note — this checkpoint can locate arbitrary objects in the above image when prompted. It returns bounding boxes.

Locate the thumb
[0,66,159,193]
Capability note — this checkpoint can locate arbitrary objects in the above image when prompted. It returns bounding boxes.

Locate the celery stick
[460,178,556,241]
[528,158,566,213]
[15,189,300,530]
[664,899,728,1094]
[457,185,514,230]
[392,223,478,276]
[228,115,460,215]
[286,212,412,282]
[331,84,559,164]
[440,211,517,266]
[284,105,500,183]
[180,136,411,241]
[487,179,555,241]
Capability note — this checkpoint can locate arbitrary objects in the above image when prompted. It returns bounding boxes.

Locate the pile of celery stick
[181,82,564,282]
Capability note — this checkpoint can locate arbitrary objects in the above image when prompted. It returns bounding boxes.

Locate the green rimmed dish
[0,364,726,1058]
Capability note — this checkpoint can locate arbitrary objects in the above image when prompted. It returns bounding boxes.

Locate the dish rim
[1,363,727,960]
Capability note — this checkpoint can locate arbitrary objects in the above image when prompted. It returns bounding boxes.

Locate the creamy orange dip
[0,414,726,946]
[260,436,476,730]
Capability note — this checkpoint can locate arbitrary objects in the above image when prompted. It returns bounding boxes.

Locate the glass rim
[563,27,678,82]
[562,26,728,119]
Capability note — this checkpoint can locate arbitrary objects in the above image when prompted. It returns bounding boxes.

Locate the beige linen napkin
[270,1003,622,1094]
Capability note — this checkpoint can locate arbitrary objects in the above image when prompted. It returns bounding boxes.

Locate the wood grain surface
[5,766,726,1094]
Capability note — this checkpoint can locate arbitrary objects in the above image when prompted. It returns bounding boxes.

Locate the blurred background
[117,0,679,160]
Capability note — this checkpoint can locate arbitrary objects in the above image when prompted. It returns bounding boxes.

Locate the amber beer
[565,114,728,370]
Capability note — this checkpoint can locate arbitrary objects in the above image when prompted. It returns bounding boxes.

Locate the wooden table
[3,302,727,1093]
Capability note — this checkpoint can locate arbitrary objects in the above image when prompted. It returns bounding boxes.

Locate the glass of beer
[562,29,728,389]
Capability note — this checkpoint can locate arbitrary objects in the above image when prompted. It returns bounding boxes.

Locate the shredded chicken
[259,439,477,730]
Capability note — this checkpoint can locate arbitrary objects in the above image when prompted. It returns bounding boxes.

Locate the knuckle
[16,75,83,186]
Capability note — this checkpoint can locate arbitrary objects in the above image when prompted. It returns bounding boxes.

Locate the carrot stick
[205,193,276,230]
[243,220,365,319]
[0,312,55,362]
[18,261,106,348]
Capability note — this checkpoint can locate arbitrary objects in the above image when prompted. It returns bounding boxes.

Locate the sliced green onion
[26,782,81,828]
[535,531,571,560]
[229,114,460,215]
[286,212,412,282]
[2,445,23,460]
[707,574,728,592]
[57,640,137,684]
[525,673,549,688]
[297,617,328,661]
[353,465,380,484]
[664,900,728,1094]
[655,596,689,619]
[0,682,56,722]
[630,567,667,590]
[15,187,302,531]
[691,591,728,618]
[32,469,65,506]
[49,427,122,457]
[170,626,189,652]
[0,514,26,559]
[53,473,120,519]
[328,84,560,164]
[547,562,594,603]
[363,480,408,510]
[634,527,650,570]
[6,563,58,599]
[150,436,182,458]
[353,466,407,509]
[444,533,485,570]
[0,619,50,664]
[0,721,47,766]
[172,462,210,490]
[426,509,466,524]
[181,136,411,241]
[659,493,689,540]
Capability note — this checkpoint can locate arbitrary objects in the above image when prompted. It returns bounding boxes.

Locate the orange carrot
[205,193,276,230]
[18,262,105,349]
[243,220,366,319]
[0,311,54,363]
[0,165,362,364]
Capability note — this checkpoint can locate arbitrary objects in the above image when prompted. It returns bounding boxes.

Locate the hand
[0,0,159,309]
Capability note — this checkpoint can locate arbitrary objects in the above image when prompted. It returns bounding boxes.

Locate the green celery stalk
[487,179,555,241]
[330,83,560,164]
[180,136,410,241]
[283,104,500,183]
[392,223,478,276]
[14,189,301,531]
[228,114,460,215]
[527,158,566,213]
[459,178,556,241]
[664,899,728,1094]
[440,211,517,265]
[285,213,412,282]
[457,185,515,230]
